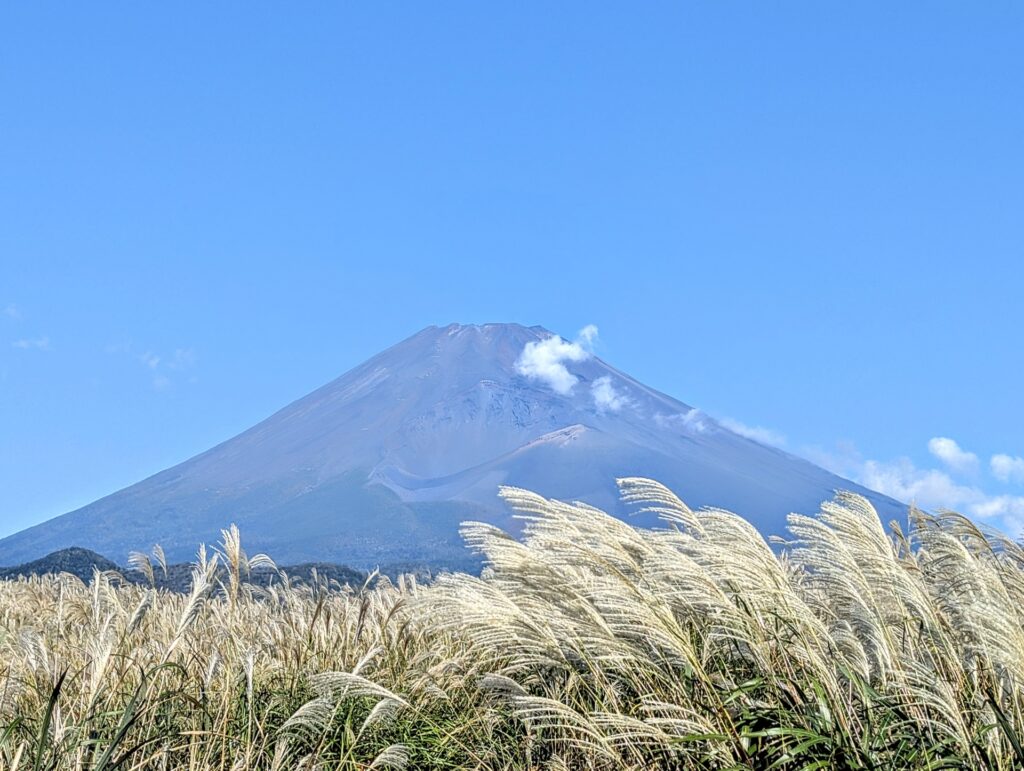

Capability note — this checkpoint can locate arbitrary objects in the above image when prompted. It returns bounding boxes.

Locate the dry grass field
[1,479,1023,769]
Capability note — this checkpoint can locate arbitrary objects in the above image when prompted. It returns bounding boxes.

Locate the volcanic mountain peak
[0,323,905,569]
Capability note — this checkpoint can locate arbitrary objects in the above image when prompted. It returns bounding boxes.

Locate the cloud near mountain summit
[514,325,597,395]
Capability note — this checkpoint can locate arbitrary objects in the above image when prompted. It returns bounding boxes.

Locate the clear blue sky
[3,3,1023,539]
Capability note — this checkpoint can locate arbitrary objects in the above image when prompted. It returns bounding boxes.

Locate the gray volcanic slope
[0,323,905,569]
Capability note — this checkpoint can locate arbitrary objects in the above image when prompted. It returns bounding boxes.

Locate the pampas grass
[1,480,1022,769]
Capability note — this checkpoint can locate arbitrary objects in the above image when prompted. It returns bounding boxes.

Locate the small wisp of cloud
[108,341,197,390]
[591,376,629,412]
[143,348,196,389]
[168,348,196,370]
[577,324,598,346]
[12,336,50,351]
[140,351,161,370]
[3,304,22,321]
[927,437,979,474]
[719,417,787,448]
[991,454,1024,484]
[655,409,709,434]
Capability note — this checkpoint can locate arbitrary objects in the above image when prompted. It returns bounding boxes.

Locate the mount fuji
[0,323,905,569]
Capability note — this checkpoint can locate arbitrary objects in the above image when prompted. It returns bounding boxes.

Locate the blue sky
[2,3,1023,540]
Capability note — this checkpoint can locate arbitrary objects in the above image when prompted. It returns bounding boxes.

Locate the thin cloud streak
[719,417,787,448]
[12,336,50,351]
[106,340,197,390]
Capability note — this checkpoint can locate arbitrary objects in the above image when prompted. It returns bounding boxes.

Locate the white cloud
[991,454,1024,484]
[140,352,161,370]
[868,456,1024,536]
[3,304,21,320]
[927,436,978,474]
[970,496,1024,538]
[168,348,196,370]
[578,324,599,346]
[655,409,709,434]
[515,326,596,395]
[12,336,50,351]
[110,343,196,390]
[720,417,786,448]
[813,440,1024,537]
[859,458,979,512]
[591,376,630,412]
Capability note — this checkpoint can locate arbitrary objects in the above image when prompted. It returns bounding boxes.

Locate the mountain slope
[0,323,905,567]
[0,547,121,584]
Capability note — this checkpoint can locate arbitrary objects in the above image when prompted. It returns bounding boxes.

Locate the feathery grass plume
[3,478,1024,768]
[367,743,410,770]
[617,476,703,536]
[128,551,156,588]
[309,671,409,707]
[280,696,337,739]
[359,695,403,733]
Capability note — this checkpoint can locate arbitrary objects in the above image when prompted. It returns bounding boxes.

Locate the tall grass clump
[1,479,1023,769]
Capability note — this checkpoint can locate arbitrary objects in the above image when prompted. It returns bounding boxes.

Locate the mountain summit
[0,323,904,568]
